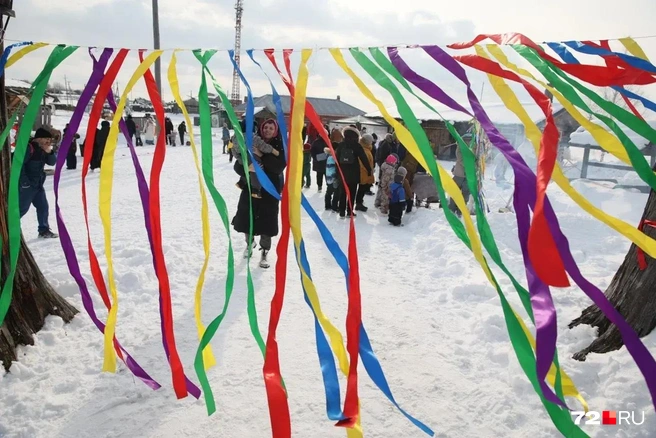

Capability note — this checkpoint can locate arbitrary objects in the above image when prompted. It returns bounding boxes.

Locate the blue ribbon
[0,41,32,78]
[562,40,656,73]
[245,49,435,436]
[228,49,347,421]
[547,42,656,114]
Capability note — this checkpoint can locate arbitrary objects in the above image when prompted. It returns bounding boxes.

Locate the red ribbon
[138,50,189,399]
[449,33,656,86]
[637,219,656,270]
[265,49,362,429]
[454,53,569,286]
[80,49,130,362]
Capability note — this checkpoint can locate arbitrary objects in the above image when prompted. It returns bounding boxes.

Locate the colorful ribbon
[267,49,364,431]
[449,33,656,86]
[96,50,195,400]
[444,43,656,413]
[346,48,585,433]
[0,45,77,328]
[233,49,349,434]
[0,41,33,77]
[166,51,217,374]
[5,42,48,70]
[133,50,201,398]
[368,46,587,411]
[53,47,160,389]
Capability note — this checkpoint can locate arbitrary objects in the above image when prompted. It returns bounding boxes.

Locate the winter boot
[355,204,368,212]
[38,229,58,239]
[259,249,270,269]
[243,241,257,259]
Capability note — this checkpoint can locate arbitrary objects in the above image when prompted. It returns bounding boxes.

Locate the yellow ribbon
[168,51,216,369]
[5,42,49,69]
[331,47,589,411]
[476,45,601,410]
[487,45,634,165]
[619,37,650,61]
[290,49,362,437]
[99,51,162,371]
[484,44,656,261]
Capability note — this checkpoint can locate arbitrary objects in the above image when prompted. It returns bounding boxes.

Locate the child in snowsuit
[324,147,338,211]
[375,153,398,214]
[388,166,407,226]
[302,143,312,188]
[233,135,280,198]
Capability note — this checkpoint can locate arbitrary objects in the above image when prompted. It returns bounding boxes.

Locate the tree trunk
[0,40,78,371]
[569,185,656,361]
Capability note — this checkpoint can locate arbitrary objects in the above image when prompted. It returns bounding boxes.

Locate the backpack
[389,182,406,204]
[339,146,355,165]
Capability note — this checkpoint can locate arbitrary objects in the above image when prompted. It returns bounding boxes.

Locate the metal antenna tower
[231,0,243,105]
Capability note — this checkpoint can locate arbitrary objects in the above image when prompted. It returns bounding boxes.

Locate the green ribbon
[191,50,266,415]
[351,48,585,437]
[0,45,77,327]
[514,45,656,191]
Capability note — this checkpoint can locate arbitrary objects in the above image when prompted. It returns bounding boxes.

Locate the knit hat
[385,154,398,165]
[361,133,374,145]
[396,166,408,178]
[303,143,312,152]
[260,118,279,138]
[33,127,53,139]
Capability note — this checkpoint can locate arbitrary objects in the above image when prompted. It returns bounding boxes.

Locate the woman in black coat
[335,127,371,218]
[310,135,328,192]
[231,118,286,268]
[90,120,110,171]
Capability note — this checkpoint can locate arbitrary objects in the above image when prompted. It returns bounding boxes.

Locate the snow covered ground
[1,113,655,437]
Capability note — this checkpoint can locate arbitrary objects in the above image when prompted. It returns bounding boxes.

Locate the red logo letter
[603,411,617,425]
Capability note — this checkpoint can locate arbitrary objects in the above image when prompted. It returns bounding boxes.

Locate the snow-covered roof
[332,115,385,126]
[5,78,32,89]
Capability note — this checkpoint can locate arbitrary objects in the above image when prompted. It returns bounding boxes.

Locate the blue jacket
[325,153,337,185]
[20,141,57,188]
[389,181,406,204]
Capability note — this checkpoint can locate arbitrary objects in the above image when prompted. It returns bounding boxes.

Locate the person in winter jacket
[355,133,375,212]
[302,143,312,188]
[310,131,328,192]
[126,115,137,144]
[232,119,282,199]
[375,153,398,214]
[178,121,187,146]
[63,124,80,170]
[19,127,58,238]
[143,114,156,145]
[388,166,408,226]
[448,144,470,216]
[222,123,230,154]
[335,127,372,218]
[165,117,175,146]
[323,147,339,211]
[232,118,286,269]
[90,120,110,171]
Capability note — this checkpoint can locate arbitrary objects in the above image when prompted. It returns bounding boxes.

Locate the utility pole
[152,0,162,94]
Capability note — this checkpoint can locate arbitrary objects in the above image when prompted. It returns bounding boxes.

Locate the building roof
[235,94,365,118]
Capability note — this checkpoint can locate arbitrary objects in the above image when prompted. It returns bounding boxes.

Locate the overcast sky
[5,0,656,115]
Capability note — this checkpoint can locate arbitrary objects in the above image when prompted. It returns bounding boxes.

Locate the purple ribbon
[54,48,160,390]
[393,45,656,410]
[89,51,201,399]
